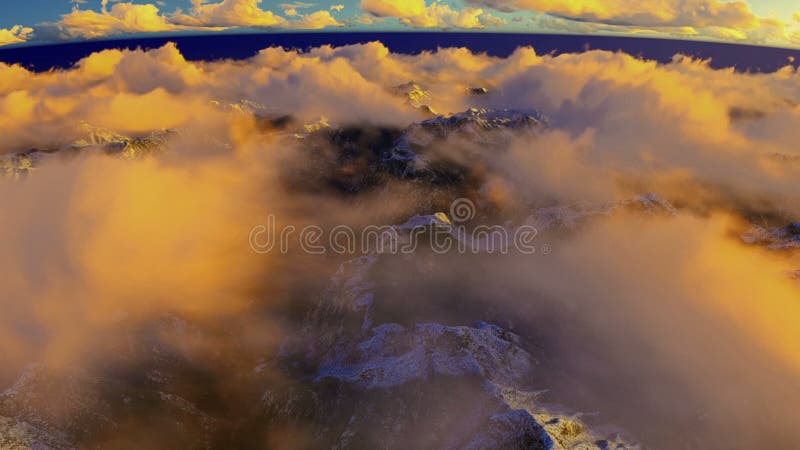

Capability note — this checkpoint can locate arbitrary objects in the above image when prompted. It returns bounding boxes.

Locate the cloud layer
[362,0,505,28]
[2,0,799,48]
[467,0,759,27]
[20,0,345,44]
[2,41,800,447]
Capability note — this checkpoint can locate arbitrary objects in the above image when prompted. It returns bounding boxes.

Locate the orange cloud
[2,43,800,447]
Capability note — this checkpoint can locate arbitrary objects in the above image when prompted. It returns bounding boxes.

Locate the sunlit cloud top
[1,0,799,47]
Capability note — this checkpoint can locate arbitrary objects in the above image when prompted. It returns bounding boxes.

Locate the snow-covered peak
[528,194,677,232]
[395,212,453,231]
[742,222,800,250]
[467,87,489,96]
[208,99,268,115]
[74,124,174,159]
[1,124,175,178]
[419,107,549,133]
[315,321,533,390]
[383,107,549,178]
[273,203,643,449]
[391,81,433,110]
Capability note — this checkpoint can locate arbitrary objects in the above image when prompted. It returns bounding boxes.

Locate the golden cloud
[468,0,760,28]
[28,0,348,42]
[361,0,505,29]
[56,2,181,39]
[2,42,800,447]
[172,0,286,27]
[362,0,428,18]
[0,25,33,46]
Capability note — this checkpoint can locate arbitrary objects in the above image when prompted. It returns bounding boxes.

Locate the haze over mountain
[2,32,800,448]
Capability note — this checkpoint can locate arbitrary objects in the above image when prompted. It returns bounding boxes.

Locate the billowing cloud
[27,0,348,42]
[467,0,759,28]
[0,25,33,46]
[3,0,799,47]
[362,0,428,18]
[463,0,800,45]
[361,0,505,28]
[53,2,181,39]
[3,41,800,447]
[172,0,286,27]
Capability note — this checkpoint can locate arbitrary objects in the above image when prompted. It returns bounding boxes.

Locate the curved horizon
[1,0,799,49]
[3,31,799,74]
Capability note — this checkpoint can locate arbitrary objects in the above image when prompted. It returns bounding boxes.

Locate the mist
[2,41,800,448]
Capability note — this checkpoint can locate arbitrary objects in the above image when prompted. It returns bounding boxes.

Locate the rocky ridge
[275,211,640,449]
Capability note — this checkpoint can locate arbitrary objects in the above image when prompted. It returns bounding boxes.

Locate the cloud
[362,0,428,18]
[172,0,286,27]
[464,0,800,45]
[52,2,181,39]
[28,0,350,42]
[466,213,800,449]
[4,41,800,447]
[467,0,759,28]
[289,10,344,29]
[0,25,33,46]
[278,1,315,9]
[361,0,505,28]
[4,0,800,47]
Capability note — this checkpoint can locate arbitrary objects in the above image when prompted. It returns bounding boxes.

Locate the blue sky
[1,0,798,48]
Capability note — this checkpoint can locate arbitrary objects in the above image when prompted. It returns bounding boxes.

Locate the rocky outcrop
[274,212,639,450]
[742,222,800,250]
[384,108,549,178]
[0,415,73,450]
[527,194,677,232]
[1,123,174,178]
[391,81,437,115]
[0,329,219,449]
